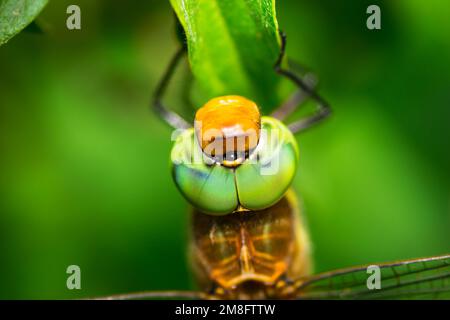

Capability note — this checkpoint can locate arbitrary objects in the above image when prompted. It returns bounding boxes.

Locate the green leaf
[170,0,282,112]
[0,0,48,46]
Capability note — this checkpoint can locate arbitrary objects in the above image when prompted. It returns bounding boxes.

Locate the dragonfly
[97,30,450,300]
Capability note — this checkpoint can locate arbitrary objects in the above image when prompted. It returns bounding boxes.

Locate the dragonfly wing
[90,290,208,300]
[295,254,450,299]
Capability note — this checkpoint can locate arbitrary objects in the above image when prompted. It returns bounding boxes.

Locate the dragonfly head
[171,95,299,215]
[194,95,261,167]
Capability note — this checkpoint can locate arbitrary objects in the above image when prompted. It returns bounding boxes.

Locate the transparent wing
[295,254,450,299]
[89,290,208,300]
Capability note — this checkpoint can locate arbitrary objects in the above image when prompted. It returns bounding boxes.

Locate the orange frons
[194,95,261,157]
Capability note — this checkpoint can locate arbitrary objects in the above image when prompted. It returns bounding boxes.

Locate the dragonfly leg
[181,69,197,114]
[273,274,298,298]
[207,282,219,295]
[273,31,332,134]
[271,60,317,121]
[152,46,191,130]
[278,272,294,285]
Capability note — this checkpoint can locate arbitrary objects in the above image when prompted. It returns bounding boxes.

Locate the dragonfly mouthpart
[206,149,253,167]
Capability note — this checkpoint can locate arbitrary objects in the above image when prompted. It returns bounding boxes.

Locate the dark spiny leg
[208,283,218,295]
[152,46,191,130]
[271,70,316,120]
[273,31,331,134]
[181,68,196,113]
[273,274,296,298]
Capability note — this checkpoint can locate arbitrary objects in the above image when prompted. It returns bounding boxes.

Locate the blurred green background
[0,0,449,299]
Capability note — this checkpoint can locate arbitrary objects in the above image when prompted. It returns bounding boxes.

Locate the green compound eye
[171,117,299,215]
[234,117,299,211]
[171,129,239,214]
